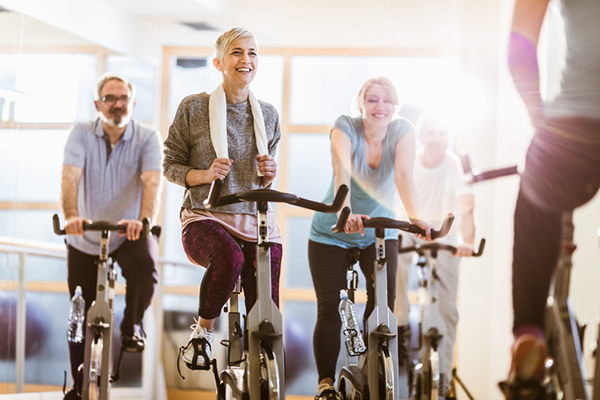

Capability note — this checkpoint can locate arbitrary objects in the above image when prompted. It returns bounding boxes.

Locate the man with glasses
[61,74,162,400]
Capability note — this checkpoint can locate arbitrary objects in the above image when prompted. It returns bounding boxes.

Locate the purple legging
[182,219,283,319]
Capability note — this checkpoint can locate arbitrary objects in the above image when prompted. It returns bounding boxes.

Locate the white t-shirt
[411,150,473,246]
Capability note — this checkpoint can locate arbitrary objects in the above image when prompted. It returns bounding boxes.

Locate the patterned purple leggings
[182,219,283,319]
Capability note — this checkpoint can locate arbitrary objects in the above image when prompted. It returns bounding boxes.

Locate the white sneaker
[314,384,342,400]
[180,319,214,370]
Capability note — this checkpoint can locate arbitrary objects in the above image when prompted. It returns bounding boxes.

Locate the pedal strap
[176,337,212,379]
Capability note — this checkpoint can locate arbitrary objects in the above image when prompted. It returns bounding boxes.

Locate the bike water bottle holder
[343,328,367,356]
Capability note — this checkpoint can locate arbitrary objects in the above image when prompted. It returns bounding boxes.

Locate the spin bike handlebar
[52,214,152,238]
[331,206,455,240]
[398,238,486,257]
[460,153,519,184]
[203,179,349,213]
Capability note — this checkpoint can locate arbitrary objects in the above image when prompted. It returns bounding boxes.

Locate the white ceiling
[0,0,505,63]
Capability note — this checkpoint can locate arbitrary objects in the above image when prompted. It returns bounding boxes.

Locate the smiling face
[94,79,134,128]
[213,37,258,90]
[360,83,396,129]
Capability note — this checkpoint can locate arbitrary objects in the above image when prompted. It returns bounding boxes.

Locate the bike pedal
[186,361,212,371]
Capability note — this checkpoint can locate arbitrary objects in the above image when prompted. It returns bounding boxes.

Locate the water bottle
[338,289,367,356]
[67,286,85,343]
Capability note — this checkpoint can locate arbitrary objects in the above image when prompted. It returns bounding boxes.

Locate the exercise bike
[202,180,349,400]
[53,215,152,400]
[498,209,600,400]
[332,207,454,400]
[398,238,485,400]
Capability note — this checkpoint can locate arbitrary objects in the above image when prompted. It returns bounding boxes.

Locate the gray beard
[100,111,131,128]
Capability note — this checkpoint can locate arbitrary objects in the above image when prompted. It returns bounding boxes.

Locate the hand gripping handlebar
[331,206,455,240]
[398,238,486,257]
[203,179,349,213]
[52,214,152,239]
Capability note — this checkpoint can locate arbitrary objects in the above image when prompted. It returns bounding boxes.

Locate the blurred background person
[394,113,475,399]
[505,0,600,391]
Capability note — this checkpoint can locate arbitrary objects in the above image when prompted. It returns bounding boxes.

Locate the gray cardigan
[163,92,281,214]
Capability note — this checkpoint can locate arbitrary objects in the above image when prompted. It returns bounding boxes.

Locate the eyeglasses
[100,95,131,104]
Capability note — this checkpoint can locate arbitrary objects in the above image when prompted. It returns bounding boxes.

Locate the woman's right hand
[344,212,370,236]
[207,158,233,181]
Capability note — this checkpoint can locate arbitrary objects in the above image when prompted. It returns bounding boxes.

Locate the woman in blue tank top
[308,77,433,399]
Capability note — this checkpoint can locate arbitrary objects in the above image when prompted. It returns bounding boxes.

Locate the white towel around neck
[209,83,269,176]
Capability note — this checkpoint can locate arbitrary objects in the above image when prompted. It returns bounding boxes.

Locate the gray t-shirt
[63,118,163,255]
[545,0,600,119]
[163,92,281,215]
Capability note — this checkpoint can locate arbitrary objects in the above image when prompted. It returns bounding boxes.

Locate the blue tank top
[309,115,414,249]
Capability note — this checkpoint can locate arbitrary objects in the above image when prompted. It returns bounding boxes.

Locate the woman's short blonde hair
[214,27,258,61]
[352,77,400,115]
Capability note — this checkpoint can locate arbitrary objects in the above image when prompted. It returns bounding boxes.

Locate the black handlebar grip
[433,214,455,239]
[289,184,349,213]
[472,238,486,257]
[331,206,351,233]
[141,218,151,239]
[203,179,223,208]
[330,185,349,213]
[472,166,519,183]
[406,213,455,239]
[53,214,150,237]
[53,214,66,235]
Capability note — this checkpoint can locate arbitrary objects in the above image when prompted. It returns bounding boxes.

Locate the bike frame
[399,239,485,400]
[545,210,590,399]
[333,207,455,400]
[204,180,348,400]
[53,215,150,400]
[82,229,115,400]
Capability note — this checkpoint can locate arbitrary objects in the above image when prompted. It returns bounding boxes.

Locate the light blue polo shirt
[63,118,162,255]
[309,115,414,249]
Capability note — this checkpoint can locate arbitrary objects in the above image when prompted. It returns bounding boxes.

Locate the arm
[456,193,475,257]
[508,0,551,126]
[139,170,162,222]
[394,131,433,241]
[60,165,89,236]
[331,128,368,235]
[118,170,164,241]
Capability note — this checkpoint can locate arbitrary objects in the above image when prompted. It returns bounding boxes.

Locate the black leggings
[308,239,398,382]
[513,116,600,333]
